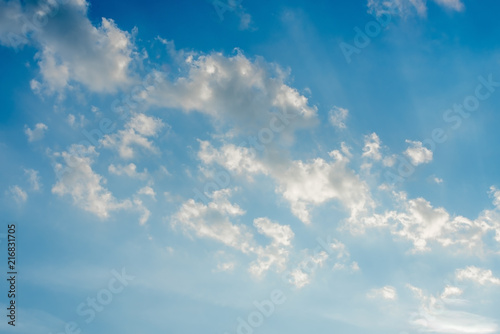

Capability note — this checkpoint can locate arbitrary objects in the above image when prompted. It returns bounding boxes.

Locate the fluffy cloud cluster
[404,140,433,166]
[0,0,136,93]
[171,189,253,252]
[249,217,295,277]
[101,113,164,159]
[170,189,295,277]
[276,153,374,224]
[146,47,317,139]
[357,188,500,253]
[51,144,150,224]
[199,141,374,224]
[51,145,131,218]
[456,266,500,286]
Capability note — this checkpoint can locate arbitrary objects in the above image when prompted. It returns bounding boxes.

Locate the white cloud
[198,141,267,179]
[393,197,451,251]
[67,114,85,128]
[351,261,360,271]
[275,154,373,224]
[328,106,348,129]
[286,268,311,289]
[170,189,253,253]
[433,176,444,184]
[51,144,131,219]
[171,190,295,277]
[441,286,463,299]
[134,198,150,225]
[24,168,41,191]
[456,266,500,286]
[137,186,156,201]
[36,9,135,92]
[404,140,433,166]
[249,218,294,277]
[7,185,27,204]
[433,0,464,11]
[367,0,464,18]
[285,250,329,288]
[30,79,42,94]
[214,262,236,273]
[101,113,164,159]
[408,284,498,334]
[146,47,317,140]
[367,286,398,300]
[362,133,382,161]
[1,0,136,93]
[24,123,48,142]
[108,163,148,179]
[67,114,76,127]
[239,13,252,30]
[199,141,373,224]
[357,187,500,253]
[253,217,294,246]
[329,239,349,259]
[0,0,28,48]
[212,0,254,30]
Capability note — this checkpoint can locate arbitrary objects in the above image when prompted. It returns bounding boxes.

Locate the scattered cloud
[137,185,156,201]
[433,176,444,184]
[328,106,348,129]
[199,141,374,224]
[285,250,329,289]
[51,144,132,219]
[408,283,498,334]
[357,187,500,253]
[7,185,28,204]
[214,261,236,273]
[25,123,48,142]
[101,113,164,159]
[456,266,500,286]
[367,0,464,18]
[108,163,149,179]
[249,217,294,277]
[404,140,433,166]
[171,189,296,278]
[367,286,398,300]
[362,133,382,161]
[67,114,85,128]
[24,168,41,191]
[441,285,463,299]
[170,189,253,253]
[146,47,317,140]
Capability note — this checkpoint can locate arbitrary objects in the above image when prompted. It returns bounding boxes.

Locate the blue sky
[1,0,500,333]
